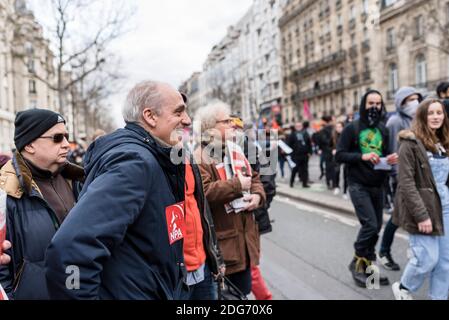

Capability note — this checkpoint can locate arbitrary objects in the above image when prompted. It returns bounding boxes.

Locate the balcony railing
[349,45,358,58]
[292,79,345,101]
[386,45,396,54]
[291,50,347,79]
[350,74,360,84]
[337,25,343,36]
[361,40,370,53]
[361,12,368,23]
[363,70,372,81]
[336,0,342,10]
[349,18,356,30]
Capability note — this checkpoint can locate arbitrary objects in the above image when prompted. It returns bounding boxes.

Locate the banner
[303,99,311,120]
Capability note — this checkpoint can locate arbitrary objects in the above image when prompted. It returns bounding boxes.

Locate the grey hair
[193,100,231,135]
[122,80,164,122]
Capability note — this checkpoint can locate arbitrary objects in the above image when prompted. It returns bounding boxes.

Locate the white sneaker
[333,188,340,195]
[342,194,349,200]
[392,282,413,300]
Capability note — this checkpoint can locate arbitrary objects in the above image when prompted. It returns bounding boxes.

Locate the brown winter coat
[194,146,266,275]
[393,130,447,236]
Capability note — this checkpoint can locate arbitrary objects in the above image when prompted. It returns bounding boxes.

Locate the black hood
[359,89,386,127]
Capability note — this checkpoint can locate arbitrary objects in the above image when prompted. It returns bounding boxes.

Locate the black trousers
[290,156,309,187]
[227,267,252,296]
[348,182,384,261]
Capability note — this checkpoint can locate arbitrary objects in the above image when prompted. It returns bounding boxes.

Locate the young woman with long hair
[392,99,449,300]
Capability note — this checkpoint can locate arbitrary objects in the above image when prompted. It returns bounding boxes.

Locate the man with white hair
[194,100,266,298]
[45,81,192,299]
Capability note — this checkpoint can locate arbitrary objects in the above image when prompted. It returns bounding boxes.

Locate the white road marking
[274,196,409,241]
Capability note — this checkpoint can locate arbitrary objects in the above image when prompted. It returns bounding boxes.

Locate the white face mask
[403,100,419,117]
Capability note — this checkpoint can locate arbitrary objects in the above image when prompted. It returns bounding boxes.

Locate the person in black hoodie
[336,90,398,288]
[288,122,312,188]
[45,81,191,300]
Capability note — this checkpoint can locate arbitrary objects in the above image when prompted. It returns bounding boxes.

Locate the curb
[276,189,355,216]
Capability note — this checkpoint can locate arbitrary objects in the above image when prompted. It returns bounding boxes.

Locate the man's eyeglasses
[38,133,69,143]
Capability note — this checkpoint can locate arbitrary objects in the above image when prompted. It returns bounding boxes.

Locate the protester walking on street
[331,121,345,195]
[0,109,84,300]
[317,116,334,189]
[378,87,423,271]
[392,99,449,300]
[45,81,191,300]
[194,100,266,298]
[288,122,312,188]
[336,90,398,288]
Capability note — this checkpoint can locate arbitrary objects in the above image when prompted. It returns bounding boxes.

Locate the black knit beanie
[14,109,66,151]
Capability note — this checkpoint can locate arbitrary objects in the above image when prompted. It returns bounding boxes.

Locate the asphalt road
[257,196,429,300]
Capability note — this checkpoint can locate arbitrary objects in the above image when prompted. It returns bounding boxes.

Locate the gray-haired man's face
[150,85,192,146]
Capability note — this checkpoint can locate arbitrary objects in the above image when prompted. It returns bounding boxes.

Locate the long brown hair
[412,99,449,154]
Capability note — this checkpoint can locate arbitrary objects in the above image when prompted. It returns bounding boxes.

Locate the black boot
[348,257,369,288]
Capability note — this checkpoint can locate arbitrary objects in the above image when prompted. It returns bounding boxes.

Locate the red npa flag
[0,189,8,300]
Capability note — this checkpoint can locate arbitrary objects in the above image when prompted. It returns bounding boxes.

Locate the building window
[414,15,424,39]
[350,5,356,19]
[363,27,369,40]
[383,0,398,8]
[363,0,369,13]
[27,59,35,73]
[364,57,370,72]
[415,54,427,87]
[352,62,358,75]
[386,28,395,49]
[24,42,34,56]
[389,63,399,93]
[29,79,36,94]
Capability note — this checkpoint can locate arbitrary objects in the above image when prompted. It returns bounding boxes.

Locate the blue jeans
[180,264,218,300]
[279,157,286,178]
[401,214,449,300]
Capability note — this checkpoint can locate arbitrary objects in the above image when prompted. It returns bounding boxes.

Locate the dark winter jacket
[0,152,84,300]
[45,122,187,300]
[316,125,334,156]
[393,130,447,236]
[336,90,391,187]
[287,129,312,160]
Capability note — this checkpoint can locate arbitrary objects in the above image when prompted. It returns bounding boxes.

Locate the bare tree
[25,0,135,114]
[70,54,127,138]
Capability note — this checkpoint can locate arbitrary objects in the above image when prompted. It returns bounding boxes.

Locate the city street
[259,196,428,300]
[256,155,430,300]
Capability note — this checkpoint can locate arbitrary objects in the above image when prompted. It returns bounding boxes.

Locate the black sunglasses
[38,133,69,143]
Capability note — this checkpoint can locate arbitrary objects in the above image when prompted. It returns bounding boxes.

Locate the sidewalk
[275,155,355,215]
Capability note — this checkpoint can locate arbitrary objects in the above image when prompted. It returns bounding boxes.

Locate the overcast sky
[29,0,253,126]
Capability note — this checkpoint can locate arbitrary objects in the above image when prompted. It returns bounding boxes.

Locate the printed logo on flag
[165,201,185,245]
